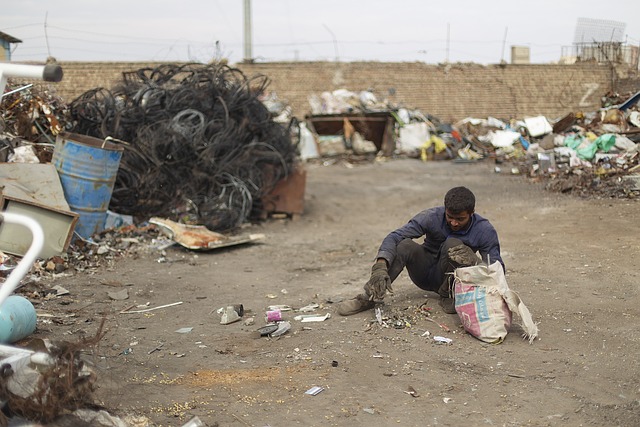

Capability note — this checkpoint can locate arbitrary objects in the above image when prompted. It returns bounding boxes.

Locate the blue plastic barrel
[0,295,37,344]
[52,133,124,239]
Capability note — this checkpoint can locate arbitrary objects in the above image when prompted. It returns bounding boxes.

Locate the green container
[0,295,37,344]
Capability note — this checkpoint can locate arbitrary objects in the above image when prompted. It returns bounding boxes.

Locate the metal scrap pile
[0,82,71,162]
[68,63,298,231]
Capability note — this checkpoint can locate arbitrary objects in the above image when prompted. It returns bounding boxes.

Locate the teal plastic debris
[576,134,616,160]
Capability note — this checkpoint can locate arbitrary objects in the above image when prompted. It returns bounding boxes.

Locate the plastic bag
[454,261,538,344]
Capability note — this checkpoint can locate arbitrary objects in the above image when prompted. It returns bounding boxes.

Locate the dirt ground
[12,157,640,427]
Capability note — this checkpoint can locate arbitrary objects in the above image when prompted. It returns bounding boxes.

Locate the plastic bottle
[0,295,37,344]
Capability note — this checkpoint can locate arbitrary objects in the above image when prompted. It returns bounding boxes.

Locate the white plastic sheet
[479,130,521,148]
[523,116,553,137]
[298,122,319,160]
[398,122,430,154]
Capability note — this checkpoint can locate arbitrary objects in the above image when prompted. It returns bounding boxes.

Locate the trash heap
[453,90,640,199]
[68,63,299,231]
[304,88,465,161]
[308,88,393,115]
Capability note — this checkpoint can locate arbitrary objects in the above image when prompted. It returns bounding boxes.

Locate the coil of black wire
[68,62,298,232]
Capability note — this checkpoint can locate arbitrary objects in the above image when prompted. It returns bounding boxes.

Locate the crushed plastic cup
[266,309,282,322]
[219,305,243,325]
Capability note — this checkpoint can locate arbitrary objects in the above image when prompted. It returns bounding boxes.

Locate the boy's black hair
[444,186,475,213]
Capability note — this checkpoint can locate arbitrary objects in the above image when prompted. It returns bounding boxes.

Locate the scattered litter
[257,324,279,336]
[266,309,282,322]
[267,305,292,311]
[175,327,193,334]
[104,210,134,230]
[265,294,278,299]
[363,408,375,415]
[119,301,183,314]
[107,289,129,301]
[305,386,324,396]
[270,321,291,338]
[421,330,431,337]
[96,246,110,255]
[219,305,244,325]
[297,303,319,312]
[51,285,69,296]
[331,360,339,367]
[181,415,205,427]
[443,397,453,403]
[294,313,331,322]
[404,386,419,398]
[149,238,176,251]
[148,343,164,354]
[150,217,265,251]
[434,336,453,344]
[393,319,408,329]
[375,307,383,325]
[425,317,451,332]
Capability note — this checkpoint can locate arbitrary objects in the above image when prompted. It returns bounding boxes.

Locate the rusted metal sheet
[260,166,306,218]
[552,112,577,134]
[149,217,265,251]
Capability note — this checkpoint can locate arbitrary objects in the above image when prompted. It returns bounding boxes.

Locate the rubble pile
[453,90,640,199]
[0,331,101,425]
[0,82,71,163]
[68,63,299,231]
[308,88,394,115]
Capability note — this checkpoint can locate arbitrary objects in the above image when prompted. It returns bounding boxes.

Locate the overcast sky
[2,1,639,65]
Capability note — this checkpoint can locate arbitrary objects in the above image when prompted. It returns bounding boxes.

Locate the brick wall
[46,61,639,122]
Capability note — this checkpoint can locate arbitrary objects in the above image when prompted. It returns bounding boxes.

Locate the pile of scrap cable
[68,62,299,232]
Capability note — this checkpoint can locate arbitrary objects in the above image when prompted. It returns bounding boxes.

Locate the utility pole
[243,0,253,62]
[446,23,450,63]
[501,27,508,63]
[322,24,339,62]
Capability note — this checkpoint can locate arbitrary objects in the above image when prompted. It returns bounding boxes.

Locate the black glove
[365,261,393,301]
[448,244,480,266]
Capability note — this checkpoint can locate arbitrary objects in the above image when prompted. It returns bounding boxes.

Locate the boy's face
[445,209,472,232]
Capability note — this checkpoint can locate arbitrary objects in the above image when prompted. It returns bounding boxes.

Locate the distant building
[560,17,639,69]
[561,42,639,69]
[0,31,22,61]
[511,46,530,64]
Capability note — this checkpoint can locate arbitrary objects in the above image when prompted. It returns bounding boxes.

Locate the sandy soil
[11,158,640,427]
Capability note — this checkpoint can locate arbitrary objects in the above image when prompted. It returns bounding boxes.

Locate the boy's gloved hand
[365,261,392,301]
[448,244,480,266]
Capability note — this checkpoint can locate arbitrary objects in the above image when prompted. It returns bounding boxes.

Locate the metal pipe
[0,63,62,81]
[0,212,44,307]
[0,62,63,100]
